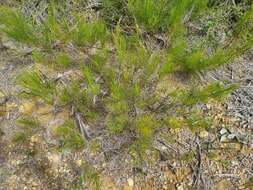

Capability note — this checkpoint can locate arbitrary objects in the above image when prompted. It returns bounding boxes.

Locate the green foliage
[39,5,73,49]
[104,29,162,136]
[72,18,107,47]
[12,116,40,143]
[89,139,101,154]
[163,112,210,132]
[73,162,101,190]
[177,83,237,106]
[59,82,81,105]
[32,50,45,63]
[32,50,72,68]
[55,52,72,68]
[103,0,207,32]
[102,0,131,26]
[166,82,237,132]
[164,117,185,129]
[167,0,204,36]
[134,114,158,150]
[186,112,210,132]
[88,49,109,72]
[4,1,253,157]
[16,70,56,104]
[209,0,252,6]
[106,114,129,133]
[128,0,170,32]
[0,5,107,49]
[105,83,130,134]
[12,132,28,143]
[40,6,62,48]
[83,66,101,97]
[54,120,86,150]
[59,81,98,119]
[180,3,253,72]
[154,1,253,73]
[180,151,195,162]
[0,6,39,45]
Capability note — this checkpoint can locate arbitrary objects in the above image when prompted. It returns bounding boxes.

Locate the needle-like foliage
[0,6,39,45]
[12,116,40,143]
[16,70,56,104]
[54,120,86,150]
[1,1,253,156]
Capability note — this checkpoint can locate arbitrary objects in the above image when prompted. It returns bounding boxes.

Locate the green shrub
[128,0,170,32]
[55,52,72,68]
[134,114,157,149]
[0,6,39,45]
[73,162,101,190]
[102,0,131,26]
[175,83,238,106]
[59,81,98,119]
[1,1,253,156]
[16,70,56,104]
[72,18,107,47]
[54,120,86,150]
[0,5,107,49]
[12,116,40,143]
[103,0,207,32]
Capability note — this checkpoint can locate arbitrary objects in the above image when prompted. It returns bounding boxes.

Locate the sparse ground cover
[0,0,252,190]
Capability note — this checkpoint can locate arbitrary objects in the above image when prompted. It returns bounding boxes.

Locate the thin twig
[193,134,203,189]
[74,111,91,141]
[157,139,179,154]
[213,173,241,179]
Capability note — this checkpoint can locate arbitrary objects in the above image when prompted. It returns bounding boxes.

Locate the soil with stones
[0,35,252,190]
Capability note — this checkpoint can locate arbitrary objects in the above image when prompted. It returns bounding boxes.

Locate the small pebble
[220,135,228,143]
[227,134,236,140]
[220,128,228,135]
[127,178,134,186]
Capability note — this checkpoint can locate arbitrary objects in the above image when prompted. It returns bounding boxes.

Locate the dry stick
[193,134,204,189]
[157,139,179,154]
[85,1,102,10]
[213,174,241,179]
[74,111,91,141]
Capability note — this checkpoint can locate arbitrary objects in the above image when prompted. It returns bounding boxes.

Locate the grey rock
[220,128,228,135]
